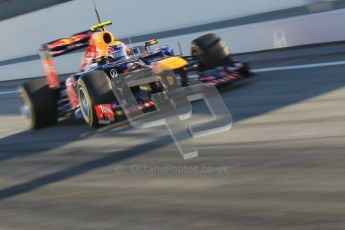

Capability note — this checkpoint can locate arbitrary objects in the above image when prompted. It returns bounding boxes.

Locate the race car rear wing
[40,30,95,89]
[42,30,94,57]
[41,21,112,58]
[40,21,113,89]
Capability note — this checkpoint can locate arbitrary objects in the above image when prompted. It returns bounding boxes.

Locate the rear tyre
[77,71,115,127]
[18,78,58,129]
[191,33,233,71]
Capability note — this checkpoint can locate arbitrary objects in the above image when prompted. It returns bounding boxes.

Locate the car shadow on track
[0,119,132,162]
[0,132,174,201]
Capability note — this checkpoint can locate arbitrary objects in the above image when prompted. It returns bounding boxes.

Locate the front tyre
[77,71,115,127]
[191,33,233,72]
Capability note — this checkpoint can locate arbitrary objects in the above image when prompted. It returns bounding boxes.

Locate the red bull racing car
[18,21,251,129]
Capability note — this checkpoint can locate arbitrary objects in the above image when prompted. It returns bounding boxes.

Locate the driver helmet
[108,42,128,62]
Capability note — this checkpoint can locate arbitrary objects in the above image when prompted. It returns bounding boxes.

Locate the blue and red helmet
[108,42,128,61]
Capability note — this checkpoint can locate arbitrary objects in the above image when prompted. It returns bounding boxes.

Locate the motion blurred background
[0,0,340,57]
[0,0,342,80]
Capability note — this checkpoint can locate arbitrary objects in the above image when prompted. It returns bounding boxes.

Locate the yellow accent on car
[113,41,122,46]
[156,57,188,71]
[93,31,115,56]
[90,21,113,31]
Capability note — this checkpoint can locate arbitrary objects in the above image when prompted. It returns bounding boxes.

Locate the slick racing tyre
[77,71,115,127]
[191,33,233,71]
[18,78,58,129]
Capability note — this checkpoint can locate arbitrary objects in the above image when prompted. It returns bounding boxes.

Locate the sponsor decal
[110,69,118,78]
[95,104,115,122]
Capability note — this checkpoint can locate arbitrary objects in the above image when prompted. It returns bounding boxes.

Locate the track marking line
[253,60,345,73]
[0,91,16,95]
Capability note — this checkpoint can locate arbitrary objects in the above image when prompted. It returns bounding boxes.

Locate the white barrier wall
[0,0,312,61]
[165,8,345,54]
[0,0,342,80]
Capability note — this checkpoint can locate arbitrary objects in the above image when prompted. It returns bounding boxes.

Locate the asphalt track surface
[1,44,345,229]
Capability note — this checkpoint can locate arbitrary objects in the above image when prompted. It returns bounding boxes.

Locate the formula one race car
[18,21,251,129]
